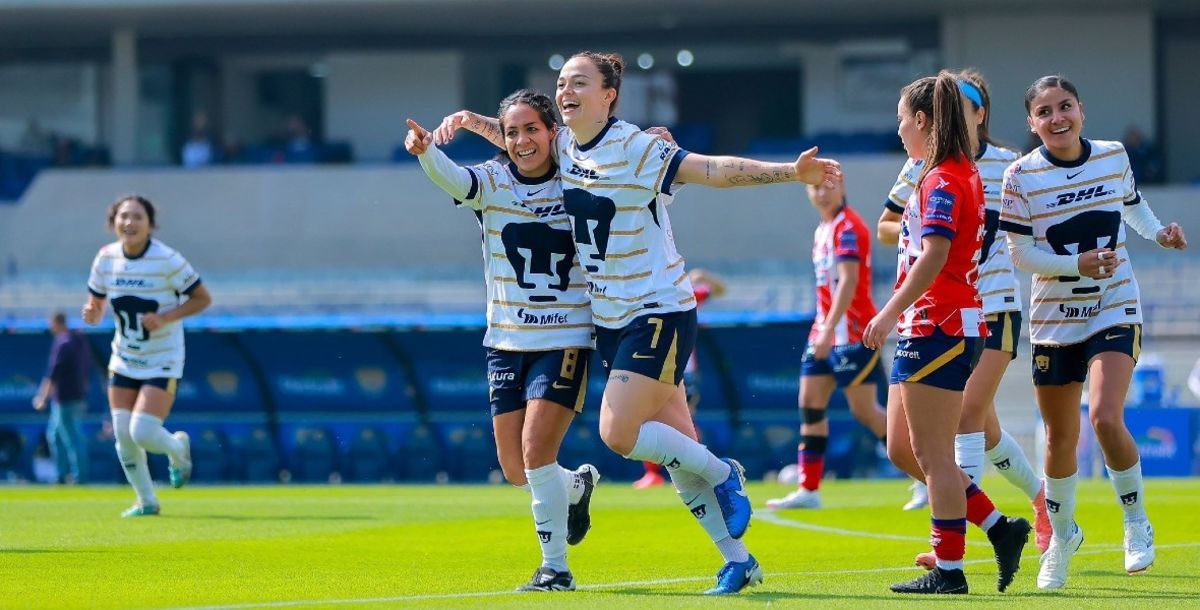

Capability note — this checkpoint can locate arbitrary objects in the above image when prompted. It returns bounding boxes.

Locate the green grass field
[4,477,1199,609]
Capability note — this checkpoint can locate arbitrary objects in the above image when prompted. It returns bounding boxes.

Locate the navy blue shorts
[984,311,1022,360]
[487,348,591,417]
[1032,324,1142,386]
[108,371,178,396]
[800,343,884,388]
[595,309,697,386]
[889,328,984,392]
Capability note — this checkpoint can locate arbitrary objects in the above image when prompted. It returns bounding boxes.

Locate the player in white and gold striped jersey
[83,196,211,517]
[1003,75,1187,590]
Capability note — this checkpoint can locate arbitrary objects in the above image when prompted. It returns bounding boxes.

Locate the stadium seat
[346,427,391,482]
[444,424,494,482]
[239,427,281,482]
[729,424,768,480]
[0,427,24,480]
[396,424,441,482]
[291,426,338,482]
[87,436,122,483]
[190,427,229,482]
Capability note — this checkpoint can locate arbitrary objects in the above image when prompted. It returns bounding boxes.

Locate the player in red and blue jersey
[863,72,1029,595]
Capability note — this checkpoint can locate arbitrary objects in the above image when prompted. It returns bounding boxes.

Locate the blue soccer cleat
[713,458,752,538]
[704,555,763,595]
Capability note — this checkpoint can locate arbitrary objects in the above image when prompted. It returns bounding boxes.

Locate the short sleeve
[833,221,862,261]
[87,250,106,297]
[999,164,1033,236]
[919,172,962,240]
[166,251,201,295]
[626,130,687,195]
[886,159,920,213]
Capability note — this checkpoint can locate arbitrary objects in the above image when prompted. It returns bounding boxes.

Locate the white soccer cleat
[1037,522,1084,589]
[169,431,193,488]
[1123,519,1155,574]
[766,488,821,509]
[903,481,929,511]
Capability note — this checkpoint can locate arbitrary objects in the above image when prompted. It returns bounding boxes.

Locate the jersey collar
[121,238,153,260]
[1039,137,1091,168]
[576,117,618,152]
[508,162,557,185]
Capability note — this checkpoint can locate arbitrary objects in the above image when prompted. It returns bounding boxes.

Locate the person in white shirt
[83,196,212,517]
[404,89,598,593]
[1002,75,1187,589]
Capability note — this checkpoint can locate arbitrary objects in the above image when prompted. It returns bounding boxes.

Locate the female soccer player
[864,72,1027,595]
[405,89,599,592]
[83,196,212,517]
[1002,75,1187,589]
[766,176,888,510]
[878,72,1048,543]
[436,50,840,595]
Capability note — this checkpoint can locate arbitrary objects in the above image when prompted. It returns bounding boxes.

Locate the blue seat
[291,426,337,482]
[397,424,441,482]
[346,427,391,482]
[189,427,228,482]
[238,426,281,482]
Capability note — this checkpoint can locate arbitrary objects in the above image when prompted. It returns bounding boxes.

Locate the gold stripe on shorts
[906,340,966,383]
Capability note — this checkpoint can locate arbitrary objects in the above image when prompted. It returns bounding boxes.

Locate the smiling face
[111,199,153,252]
[1027,86,1085,159]
[897,98,929,161]
[555,56,615,133]
[501,103,555,177]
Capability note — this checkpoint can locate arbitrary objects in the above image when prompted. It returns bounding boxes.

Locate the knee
[599,420,636,457]
[886,437,909,467]
[496,452,527,487]
[128,418,153,447]
[1089,408,1126,439]
[521,436,553,470]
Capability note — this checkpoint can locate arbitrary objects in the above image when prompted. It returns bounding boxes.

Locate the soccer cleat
[632,470,665,489]
[1123,519,1155,574]
[516,566,575,592]
[766,488,821,510]
[704,554,763,595]
[903,481,929,511]
[987,516,1032,592]
[1037,522,1084,589]
[121,503,161,518]
[1032,485,1052,553]
[168,431,192,489]
[566,464,599,546]
[890,566,968,594]
[713,458,752,539]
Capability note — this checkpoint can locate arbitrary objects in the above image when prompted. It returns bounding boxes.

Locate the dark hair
[51,311,67,327]
[570,51,624,117]
[1024,75,1081,115]
[106,195,157,231]
[958,68,1000,148]
[497,89,559,133]
[903,71,973,184]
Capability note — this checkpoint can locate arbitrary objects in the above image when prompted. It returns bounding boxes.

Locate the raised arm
[675,147,841,188]
[405,118,476,201]
[432,110,504,149]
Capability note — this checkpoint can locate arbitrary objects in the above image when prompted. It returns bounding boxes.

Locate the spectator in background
[18,117,55,157]
[285,113,315,159]
[1123,126,1164,185]
[32,311,92,484]
[181,111,218,168]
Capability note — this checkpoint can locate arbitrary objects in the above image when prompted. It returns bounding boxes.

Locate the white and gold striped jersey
[87,239,201,379]
[555,118,693,329]
[887,142,1023,314]
[1001,139,1143,345]
[457,160,594,351]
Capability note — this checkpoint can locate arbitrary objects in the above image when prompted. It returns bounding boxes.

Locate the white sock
[526,463,569,572]
[1106,460,1149,523]
[1044,473,1079,541]
[671,470,750,563]
[954,432,986,484]
[626,421,730,485]
[112,410,157,505]
[986,430,1042,500]
[561,466,584,505]
[129,413,185,463]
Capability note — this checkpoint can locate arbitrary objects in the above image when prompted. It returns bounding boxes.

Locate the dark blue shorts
[487,348,591,417]
[984,311,1022,360]
[800,343,884,388]
[108,371,178,396]
[1032,324,1142,386]
[889,328,984,392]
[596,309,697,386]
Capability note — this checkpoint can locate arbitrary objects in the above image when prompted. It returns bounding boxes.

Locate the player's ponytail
[918,70,974,184]
[571,50,624,116]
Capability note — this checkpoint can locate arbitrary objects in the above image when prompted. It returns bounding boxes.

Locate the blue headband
[958,80,985,108]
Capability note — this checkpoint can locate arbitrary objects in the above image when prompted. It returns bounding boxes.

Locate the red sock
[644,461,661,476]
[798,435,827,491]
[931,518,967,566]
[965,483,1000,530]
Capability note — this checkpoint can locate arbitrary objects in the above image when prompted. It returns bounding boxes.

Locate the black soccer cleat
[566,464,599,546]
[890,566,969,594]
[988,515,1032,592]
[516,566,576,592]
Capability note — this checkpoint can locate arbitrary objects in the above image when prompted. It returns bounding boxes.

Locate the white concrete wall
[324,51,462,162]
[941,10,1155,150]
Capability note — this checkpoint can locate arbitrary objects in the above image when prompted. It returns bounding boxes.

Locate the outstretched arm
[433,110,504,149]
[675,147,841,188]
[405,118,476,201]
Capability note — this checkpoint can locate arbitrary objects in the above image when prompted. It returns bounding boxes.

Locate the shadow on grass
[600,587,1199,603]
[0,549,108,554]
[166,514,375,522]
